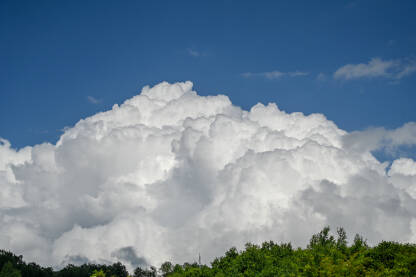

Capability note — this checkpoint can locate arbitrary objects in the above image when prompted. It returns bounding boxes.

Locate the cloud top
[1,81,415,272]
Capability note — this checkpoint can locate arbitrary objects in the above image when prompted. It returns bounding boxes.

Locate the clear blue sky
[1,0,416,148]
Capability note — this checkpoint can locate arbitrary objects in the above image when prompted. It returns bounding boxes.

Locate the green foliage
[160,262,173,276]
[55,262,128,277]
[0,250,53,277]
[90,270,106,277]
[1,227,415,276]
[133,266,156,277]
[336,227,347,251]
[165,227,416,276]
[0,261,22,277]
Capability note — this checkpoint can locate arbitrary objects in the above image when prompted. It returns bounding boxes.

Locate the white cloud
[334,57,416,80]
[288,71,309,77]
[390,158,416,176]
[242,70,309,80]
[334,58,396,80]
[264,71,285,79]
[0,81,415,272]
[342,122,416,154]
[396,63,416,79]
[316,72,327,81]
[87,96,101,104]
[388,158,416,198]
[187,48,201,57]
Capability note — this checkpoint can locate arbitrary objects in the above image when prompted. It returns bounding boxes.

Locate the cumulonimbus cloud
[0,81,415,272]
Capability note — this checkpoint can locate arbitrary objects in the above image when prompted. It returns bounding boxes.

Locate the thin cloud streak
[334,57,416,80]
[316,72,327,81]
[87,96,101,104]
[187,48,201,57]
[242,70,309,80]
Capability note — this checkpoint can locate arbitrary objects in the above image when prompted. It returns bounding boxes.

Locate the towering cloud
[1,81,415,271]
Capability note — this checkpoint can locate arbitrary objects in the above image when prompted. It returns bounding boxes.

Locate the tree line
[1,227,416,276]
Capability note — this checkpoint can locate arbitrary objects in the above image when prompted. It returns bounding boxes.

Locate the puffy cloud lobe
[388,158,416,198]
[342,122,416,154]
[0,139,31,208]
[0,81,415,271]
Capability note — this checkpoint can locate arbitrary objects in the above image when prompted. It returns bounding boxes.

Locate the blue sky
[1,0,416,149]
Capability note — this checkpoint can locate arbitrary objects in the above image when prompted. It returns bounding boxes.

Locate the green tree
[90,269,106,277]
[0,261,22,277]
[308,226,335,249]
[134,266,156,277]
[2,226,416,277]
[336,227,347,250]
[160,261,173,276]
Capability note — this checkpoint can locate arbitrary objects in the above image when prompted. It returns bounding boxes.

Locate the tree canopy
[1,227,415,277]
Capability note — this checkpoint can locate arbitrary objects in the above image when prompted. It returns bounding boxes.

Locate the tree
[308,226,335,249]
[133,266,156,277]
[351,233,368,254]
[2,226,416,276]
[160,261,173,276]
[90,270,106,277]
[106,262,128,277]
[0,261,22,277]
[336,227,347,249]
